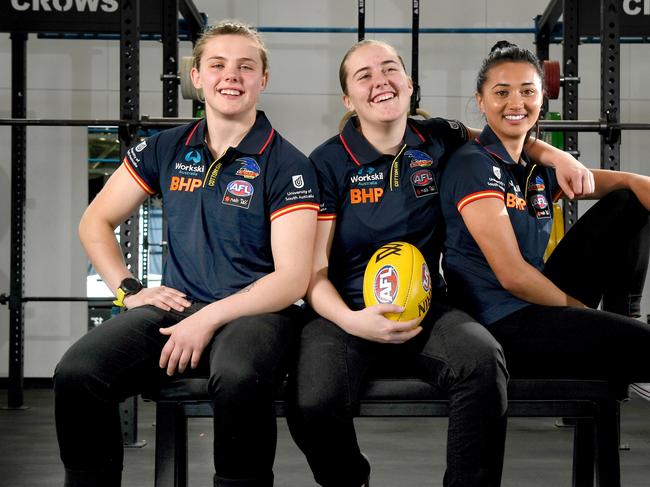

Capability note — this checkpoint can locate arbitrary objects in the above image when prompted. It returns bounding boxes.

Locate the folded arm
[460,197,584,308]
[306,220,421,344]
[159,208,318,375]
[465,126,595,198]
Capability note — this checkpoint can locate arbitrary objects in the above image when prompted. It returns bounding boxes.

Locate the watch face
[121,278,142,294]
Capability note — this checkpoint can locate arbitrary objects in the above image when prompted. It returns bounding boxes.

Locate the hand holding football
[363,241,432,322]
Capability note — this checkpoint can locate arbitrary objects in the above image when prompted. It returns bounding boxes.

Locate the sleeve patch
[457,190,504,212]
[123,157,155,195]
[270,202,320,221]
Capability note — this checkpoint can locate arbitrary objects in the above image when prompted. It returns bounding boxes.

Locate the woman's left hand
[553,152,595,199]
[158,317,215,376]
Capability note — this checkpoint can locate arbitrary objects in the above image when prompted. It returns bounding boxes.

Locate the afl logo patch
[411,169,434,187]
[223,180,254,209]
[226,180,253,196]
[531,194,548,210]
[531,193,551,219]
[421,263,431,293]
[410,169,438,198]
[374,265,399,304]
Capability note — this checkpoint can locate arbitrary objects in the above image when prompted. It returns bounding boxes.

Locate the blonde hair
[192,19,269,73]
[338,39,407,95]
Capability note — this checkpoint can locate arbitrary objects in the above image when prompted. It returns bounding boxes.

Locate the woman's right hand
[123,286,192,312]
[342,304,422,344]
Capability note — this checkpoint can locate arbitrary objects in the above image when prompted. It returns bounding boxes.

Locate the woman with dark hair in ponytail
[441,41,650,393]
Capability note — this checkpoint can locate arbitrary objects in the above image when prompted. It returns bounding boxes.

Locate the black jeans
[287,301,508,487]
[490,189,650,381]
[54,303,301,487]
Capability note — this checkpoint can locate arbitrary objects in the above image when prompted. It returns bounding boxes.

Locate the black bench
[144,376,628,487]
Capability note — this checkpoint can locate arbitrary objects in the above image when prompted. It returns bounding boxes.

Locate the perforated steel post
[118,0,144,448]
[562,0,580,231]
[162,0,179,118]
[600,0,621,171]
[7,32,27,410]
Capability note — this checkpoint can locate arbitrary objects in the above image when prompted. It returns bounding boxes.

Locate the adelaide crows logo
[235,157,261,179]
[405,149,433,168]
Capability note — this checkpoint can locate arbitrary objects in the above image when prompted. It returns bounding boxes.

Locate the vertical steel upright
[600,0,621,171]
[162,0,179,118]
[410,0,420,116]
[7,32,27,410]
[358,0,365,41]
[534,10,551,116]
[562,0,580,230]
[118,0,144,447]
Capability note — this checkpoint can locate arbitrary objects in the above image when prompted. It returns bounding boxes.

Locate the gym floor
[1,388,650,486]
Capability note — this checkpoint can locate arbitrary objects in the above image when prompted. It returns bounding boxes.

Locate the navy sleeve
[423,117,470,154]
[442,147,507,214]
[309,149,339,220]
[123,135,161,195]
[267,138,320,221]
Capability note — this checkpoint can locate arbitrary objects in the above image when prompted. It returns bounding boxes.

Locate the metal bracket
[603,109,621,145]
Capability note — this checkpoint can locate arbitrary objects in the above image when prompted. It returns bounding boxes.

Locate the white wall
[0,0,649,377]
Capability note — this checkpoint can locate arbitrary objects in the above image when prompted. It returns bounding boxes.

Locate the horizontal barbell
[0,118,648,133]
[0,117,196,127]
[539,119,650,131]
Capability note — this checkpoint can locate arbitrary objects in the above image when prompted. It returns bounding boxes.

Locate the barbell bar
[1,117,647,132]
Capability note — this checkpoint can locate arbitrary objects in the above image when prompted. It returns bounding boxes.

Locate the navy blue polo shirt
[124,111,320,303]
[312,116,470,310]
[440,125,560,325]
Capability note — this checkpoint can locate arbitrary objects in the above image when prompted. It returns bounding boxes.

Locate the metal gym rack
[0,0,205,447]
[1,0,650,446]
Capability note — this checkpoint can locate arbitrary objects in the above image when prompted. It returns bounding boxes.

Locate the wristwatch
[113,277,143,307]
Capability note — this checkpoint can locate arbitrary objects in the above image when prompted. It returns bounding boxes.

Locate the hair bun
[490,40,517,53]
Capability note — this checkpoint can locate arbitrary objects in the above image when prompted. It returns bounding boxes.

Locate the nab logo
[170,176,201,192]
[227,180,254,197]
[374,265,399,304]
[350,187,383,204]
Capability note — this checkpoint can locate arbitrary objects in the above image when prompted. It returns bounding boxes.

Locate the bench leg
[154,402,188,487]
[595,400,621,487]
[572,418,595,487]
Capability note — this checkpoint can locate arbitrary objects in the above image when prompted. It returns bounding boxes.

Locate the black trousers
[490,189,650,381]
[287,301,508,487]
[54,303,302,487]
